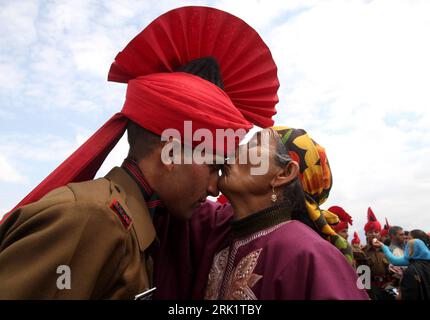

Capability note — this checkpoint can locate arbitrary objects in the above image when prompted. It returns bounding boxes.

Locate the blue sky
[1,0,430,242]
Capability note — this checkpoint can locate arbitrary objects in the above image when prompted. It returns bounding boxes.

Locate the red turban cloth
[3,6,280,219]
[123,72,252,152]
[380,218,390,238]
[328,205,353,233]
[6,72,251,215]
[364,207,382,233]
[352,232,361,245]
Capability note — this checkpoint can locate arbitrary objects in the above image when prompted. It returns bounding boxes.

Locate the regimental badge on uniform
[110,199,132,230]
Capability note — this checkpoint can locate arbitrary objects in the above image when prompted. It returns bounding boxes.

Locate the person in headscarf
[0,7,279,299]
[272,127,354,265]
[362,207,397,300]
[192,127,368,300]
[373,238,430,300]
[327,204,357,268]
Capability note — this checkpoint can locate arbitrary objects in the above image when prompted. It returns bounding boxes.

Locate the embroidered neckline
[230,202,292,239]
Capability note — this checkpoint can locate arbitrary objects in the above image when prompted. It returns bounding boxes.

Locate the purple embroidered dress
[153,201,368,300]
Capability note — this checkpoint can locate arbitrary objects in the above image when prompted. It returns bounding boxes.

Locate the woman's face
[218,128,280,199]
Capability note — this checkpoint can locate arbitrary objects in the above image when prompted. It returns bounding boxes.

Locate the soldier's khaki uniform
[362,245,390,278]
[0,167,155,299]
[362,244,396,300]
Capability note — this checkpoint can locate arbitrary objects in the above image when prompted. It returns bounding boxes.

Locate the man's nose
[207,172,220,197]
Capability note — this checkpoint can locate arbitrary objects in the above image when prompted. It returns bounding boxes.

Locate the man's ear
[159,138,180,172]
[271,161,299,189]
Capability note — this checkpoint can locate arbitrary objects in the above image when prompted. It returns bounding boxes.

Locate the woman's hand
[372,238,384,249]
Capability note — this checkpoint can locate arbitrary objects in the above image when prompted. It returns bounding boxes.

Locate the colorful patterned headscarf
[272,126,354,265]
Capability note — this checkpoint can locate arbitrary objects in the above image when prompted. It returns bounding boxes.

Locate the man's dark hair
[389,226,403,237]
[127,121,161,160]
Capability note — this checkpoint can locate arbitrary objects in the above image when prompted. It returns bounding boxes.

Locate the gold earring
[271,186,277,203]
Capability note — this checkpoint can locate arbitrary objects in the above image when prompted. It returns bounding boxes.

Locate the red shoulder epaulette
[110,199,132,230]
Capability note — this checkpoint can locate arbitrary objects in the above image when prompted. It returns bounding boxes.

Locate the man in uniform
[351,231,367,269]
[0,7,279,299]
[362,207,396,300]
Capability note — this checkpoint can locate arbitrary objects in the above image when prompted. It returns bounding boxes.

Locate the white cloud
[0,62,24,90]
[69,33,117,78]
[0,134,74,162]
[0,155,27,183]
[0,0,38,49]
[214,0,317,31]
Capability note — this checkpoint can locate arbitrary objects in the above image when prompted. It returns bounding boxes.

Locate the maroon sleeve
[152,200,233,299]
[189,201,233,299]
[275,240,369,300]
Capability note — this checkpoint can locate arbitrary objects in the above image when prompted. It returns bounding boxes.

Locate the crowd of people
[328,206,430,300]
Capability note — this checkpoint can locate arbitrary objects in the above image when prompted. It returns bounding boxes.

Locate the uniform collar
[105,166,156,252]
[121,158,164,218]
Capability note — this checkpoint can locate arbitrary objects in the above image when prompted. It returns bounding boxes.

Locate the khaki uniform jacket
[0,167,155,299]
[362,245,390,278]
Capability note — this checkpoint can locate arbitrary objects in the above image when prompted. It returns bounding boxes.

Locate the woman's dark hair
[273,131,324,236]
[410,229,430,249]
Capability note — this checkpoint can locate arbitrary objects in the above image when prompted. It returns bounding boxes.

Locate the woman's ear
[271,161,299,188]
